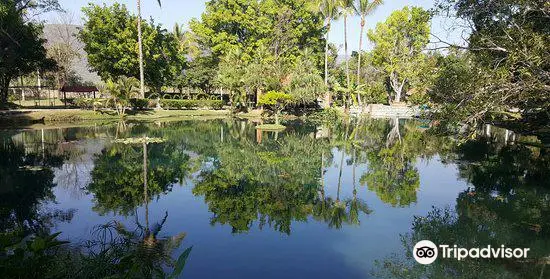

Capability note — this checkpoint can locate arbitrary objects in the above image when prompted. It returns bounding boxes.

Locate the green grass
[255,124,286,131]
[13,99,68,108]
[0,109,231,128]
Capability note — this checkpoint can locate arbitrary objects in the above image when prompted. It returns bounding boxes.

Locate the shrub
[74,98,94,109]
[160,99,224,110]
[129,98,150,110]
[74,98,107,110]
[308,107,343,123]
[62,98,76,106]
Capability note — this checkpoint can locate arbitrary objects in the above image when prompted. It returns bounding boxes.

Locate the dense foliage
[79,3,185,93]
[190,0,327,109]
[368,6,433,104]
[0,0,57,106]
[431,0,550,127]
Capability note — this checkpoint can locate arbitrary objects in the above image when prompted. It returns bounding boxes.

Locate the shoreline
[0,108,290,129]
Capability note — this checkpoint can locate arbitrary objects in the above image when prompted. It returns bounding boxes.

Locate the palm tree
[137,0,162,98]
[338,0,355,90]
[354,0,383,106]
[106,76,140,116]
[317,0,341,108]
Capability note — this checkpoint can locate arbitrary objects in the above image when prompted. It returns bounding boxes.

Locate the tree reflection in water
[4,119,542,278]
[0,132,193,279]
[373,134,550,279]
[83,136,192,278]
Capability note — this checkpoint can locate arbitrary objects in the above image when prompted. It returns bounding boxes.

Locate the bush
[129,98,150,110]
[160,99,224,110]
[74,98,94,109]
[74,98,107,110]
[61,98,76,106]
[308,107,343,123]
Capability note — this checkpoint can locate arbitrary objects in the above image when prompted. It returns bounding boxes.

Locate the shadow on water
[0,118,549,278]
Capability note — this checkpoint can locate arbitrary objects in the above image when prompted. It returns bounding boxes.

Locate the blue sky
[46,0,465,54]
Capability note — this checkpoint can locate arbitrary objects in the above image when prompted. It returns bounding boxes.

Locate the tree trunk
[0,75,12,106]
[275,108,280,125]
[320,151,325,201]
[337,147,345,202]
[357,17,365,106]
[344,14,350,112]
[137,0,145,98]
[143,141,149,233]
[344,15,350,90]
[386,117,401,147]
[256,87,263,108]
[323,19,331,109]
[390,71,405,103]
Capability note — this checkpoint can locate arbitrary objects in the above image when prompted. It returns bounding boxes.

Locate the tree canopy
[431,0,550,127]
[79,3,185,93]
[0,0,57,105]
[368,6,432,104]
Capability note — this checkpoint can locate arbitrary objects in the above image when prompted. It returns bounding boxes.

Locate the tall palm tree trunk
[137,0,145,98]
[344,15,350,90]
[337,150,345,202]
[320,151,325,201]
[344,14,350,110]
[323,19,331,108]
[356,16,365,106]
[143,141,149,231]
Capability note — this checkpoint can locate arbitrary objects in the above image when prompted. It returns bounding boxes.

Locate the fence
[8,86,101,108]
[8,86,63,107]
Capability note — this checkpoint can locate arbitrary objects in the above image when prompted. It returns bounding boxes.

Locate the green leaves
[258,91,292,107]
[28,232,69,253]
[79,3,185,91]
[0,1,56,104]
[192,0,326,108]
[169,246,193,279]
[431,0,550,127]
[368,6,432,103]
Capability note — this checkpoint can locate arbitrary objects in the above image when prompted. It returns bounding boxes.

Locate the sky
[45,0,466,54]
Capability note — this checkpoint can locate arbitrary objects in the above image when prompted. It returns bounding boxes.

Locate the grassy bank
[0,109,232,128]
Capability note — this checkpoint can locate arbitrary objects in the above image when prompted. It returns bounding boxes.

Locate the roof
[60,85,98,92]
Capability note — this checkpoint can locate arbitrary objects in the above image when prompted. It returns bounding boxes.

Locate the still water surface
[1,118,549,278]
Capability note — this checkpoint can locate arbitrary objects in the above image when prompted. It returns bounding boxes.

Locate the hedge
[160,99,224,110]
[73,98,108,109]
[129,98,150,110]
[69,98,224,110]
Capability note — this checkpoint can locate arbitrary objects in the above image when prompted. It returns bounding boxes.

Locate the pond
[1,118,549,278]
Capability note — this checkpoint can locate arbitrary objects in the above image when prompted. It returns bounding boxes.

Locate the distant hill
[43,24,102,85]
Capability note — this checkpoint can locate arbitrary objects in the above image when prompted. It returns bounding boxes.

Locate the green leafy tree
[432,0,550,127]
[215,48,247,111]
[258,91,292,125]
[191,0,324,61]
[375,136,550,278]
[242,45,279,105]
[312,0,341,108]
[105,76,140,117]
[337,0,355,90]
[191,0,325,105]
[136,0,162,98]
[0,0,57,106]
[182,55,218,94]
[354,0,383,105]
[368,6,431,103]
[79,3,185,94]
[87,141,190,216]
[285,49,326,105]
